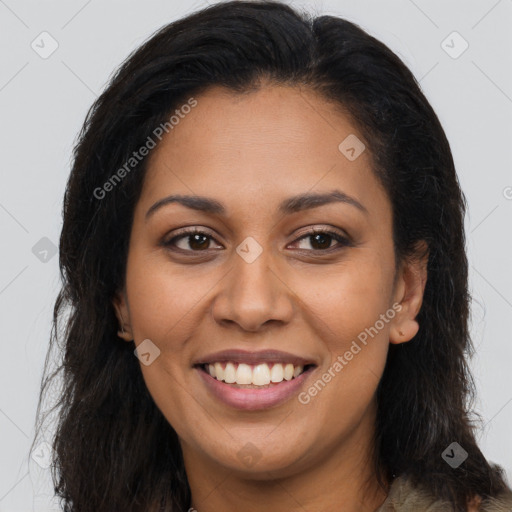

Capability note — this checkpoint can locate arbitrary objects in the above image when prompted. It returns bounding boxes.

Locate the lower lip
[196,366,315,411]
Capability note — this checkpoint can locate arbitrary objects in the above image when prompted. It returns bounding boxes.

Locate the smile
[195,354,317,410]
[203,361,309,387]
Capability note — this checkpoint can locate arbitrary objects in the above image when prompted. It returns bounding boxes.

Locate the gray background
[0,0,511,510]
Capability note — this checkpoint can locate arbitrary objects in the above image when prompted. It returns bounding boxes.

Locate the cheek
[124,250,206,342]
[295,261,393,436]
[293,252,394,410]
[296,252,395,350]
[123,253,201,437]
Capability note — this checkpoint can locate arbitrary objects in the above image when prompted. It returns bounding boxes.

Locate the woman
[34,1,512,510]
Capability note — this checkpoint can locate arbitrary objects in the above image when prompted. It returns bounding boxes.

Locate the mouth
[193,350,318,410]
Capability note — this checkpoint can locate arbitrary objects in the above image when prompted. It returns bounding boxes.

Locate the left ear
[112,288,134,342]
[389,240,429,345]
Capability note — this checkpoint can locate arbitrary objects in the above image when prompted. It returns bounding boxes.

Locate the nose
[210,241,295,332]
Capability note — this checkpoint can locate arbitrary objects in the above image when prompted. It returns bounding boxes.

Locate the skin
[114,84,428,512]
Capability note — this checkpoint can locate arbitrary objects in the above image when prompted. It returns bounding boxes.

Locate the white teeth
[284,363,294,381]
[236,363,253,384]
[205,362,307,386]
[270,363,284,383]
[224,362,236,383]
[214,362,224,381]
[252,364,271,385]
[293,365,304,378]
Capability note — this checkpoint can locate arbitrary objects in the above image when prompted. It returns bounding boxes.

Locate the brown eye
[163,229,222,252]
[183,233,211,251]
[291,229,351,252]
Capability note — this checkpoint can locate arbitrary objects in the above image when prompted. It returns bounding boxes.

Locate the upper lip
[193,349,317,367]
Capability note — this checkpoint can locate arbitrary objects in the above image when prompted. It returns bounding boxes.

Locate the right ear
[112,289,133,342]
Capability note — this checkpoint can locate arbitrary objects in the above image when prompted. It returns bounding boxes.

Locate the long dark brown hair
[32,1,511,510]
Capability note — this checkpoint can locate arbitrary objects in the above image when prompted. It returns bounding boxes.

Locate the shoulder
[377,476,512,512]
[473,491,512,512]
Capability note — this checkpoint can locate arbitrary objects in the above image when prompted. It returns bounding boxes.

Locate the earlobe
[390,320,420,344]
[112,290,133,342]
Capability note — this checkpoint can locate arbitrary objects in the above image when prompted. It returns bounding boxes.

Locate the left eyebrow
[145,189,368,221]
[278,190,368,215]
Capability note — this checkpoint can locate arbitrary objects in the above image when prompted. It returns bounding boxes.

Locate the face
[114,85,426,481]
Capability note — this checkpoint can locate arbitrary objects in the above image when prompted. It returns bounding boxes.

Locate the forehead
[138,85,390,221]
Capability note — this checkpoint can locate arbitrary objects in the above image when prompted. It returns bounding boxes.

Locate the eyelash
[162,227,352,254]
